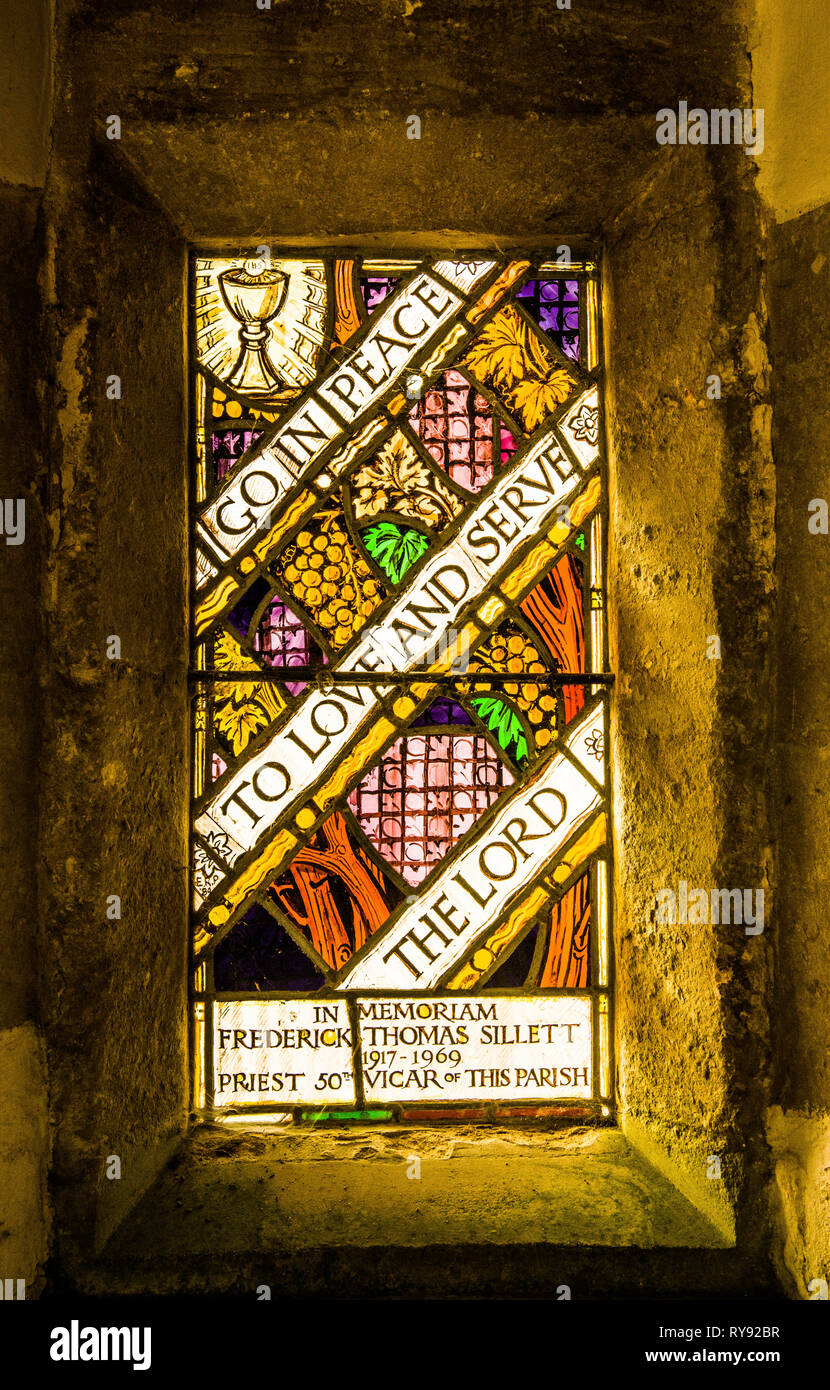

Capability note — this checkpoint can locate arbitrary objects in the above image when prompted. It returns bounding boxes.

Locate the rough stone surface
[0,1025,50,1293]
[766,201,830,1298]
[39,129,190,1257]
[64,1123,776,1299]
[0,171,50,1293]
[605,144,773,1247]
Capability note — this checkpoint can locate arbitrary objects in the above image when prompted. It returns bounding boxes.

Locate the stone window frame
[44,150,769,1277]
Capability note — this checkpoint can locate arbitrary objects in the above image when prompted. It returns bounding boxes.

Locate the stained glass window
[190,252,611,1120]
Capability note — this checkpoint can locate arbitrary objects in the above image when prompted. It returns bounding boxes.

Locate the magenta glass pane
[360,276,400,312]
[212,427,265,484]
[499,423,518,464]
[348,733,513,885]
[211,752,227,781]
[408,369,494,492]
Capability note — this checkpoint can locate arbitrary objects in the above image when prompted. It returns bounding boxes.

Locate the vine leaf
[470,695,528,764]
[213,630,285,755]
[352,431,460,527]
[508,372,574,431]
[362,521,429,585]
[460,303,576,431]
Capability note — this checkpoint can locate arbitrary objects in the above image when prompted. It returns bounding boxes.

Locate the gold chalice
[218,258,289,398]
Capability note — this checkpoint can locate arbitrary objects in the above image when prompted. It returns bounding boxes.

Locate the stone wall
[0,0,52,1298]
[605,143,773,1245]
[766,201,830,1299]
[752,0,830,1301]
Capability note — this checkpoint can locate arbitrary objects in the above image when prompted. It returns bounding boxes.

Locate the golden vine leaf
[508,371,575,430]
[352,431,460,526]
[212,629,285,755]
[461,304,576,430]
[214,699,271,755]
[462,305,532,390]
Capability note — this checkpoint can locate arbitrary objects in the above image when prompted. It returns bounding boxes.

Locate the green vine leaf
[362,522,429,585]
[470,695,528,764]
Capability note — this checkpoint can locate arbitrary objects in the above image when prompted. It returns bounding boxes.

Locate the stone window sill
[61,1123,776,1298]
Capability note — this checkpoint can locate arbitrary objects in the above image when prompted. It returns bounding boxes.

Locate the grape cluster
[471,625,557,748]
[276,512,383,650]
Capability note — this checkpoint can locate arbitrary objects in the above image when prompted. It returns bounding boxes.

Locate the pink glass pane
[348,734,513,885]
[408,369,494,492]
[360,275,400,312]
[254,596,327,696]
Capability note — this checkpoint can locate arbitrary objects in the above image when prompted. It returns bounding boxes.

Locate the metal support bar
[188,668,615,686]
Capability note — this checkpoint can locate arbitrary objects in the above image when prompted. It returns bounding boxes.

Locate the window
[189,252,611,1120]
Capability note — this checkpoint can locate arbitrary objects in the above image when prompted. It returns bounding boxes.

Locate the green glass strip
[297,1108,394,1123]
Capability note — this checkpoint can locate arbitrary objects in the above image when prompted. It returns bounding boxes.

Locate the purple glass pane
[213,903,325,992]
[227,577,272,639]
[412,699,472,727]
[515,279,580,362]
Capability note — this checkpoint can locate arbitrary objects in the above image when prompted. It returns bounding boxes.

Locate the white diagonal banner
[339,702,606,989]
